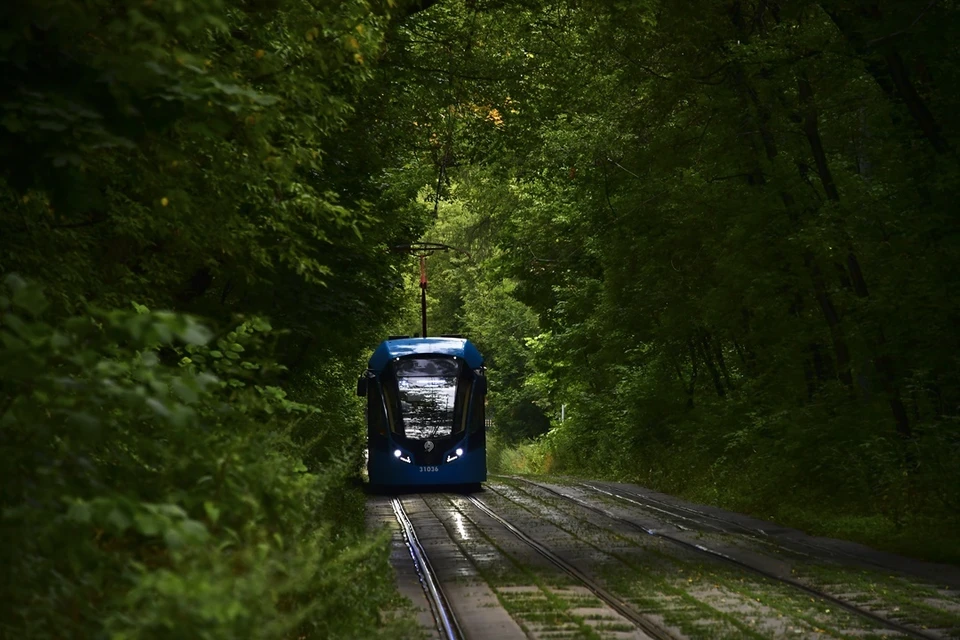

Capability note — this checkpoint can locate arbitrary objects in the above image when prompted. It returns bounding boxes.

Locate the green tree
[388,0,960,558]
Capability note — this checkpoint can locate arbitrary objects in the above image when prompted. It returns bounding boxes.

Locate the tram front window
[395,357,459,440]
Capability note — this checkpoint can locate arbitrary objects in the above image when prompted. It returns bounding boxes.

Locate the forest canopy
[379,0,960,559]
[1,0,959,636]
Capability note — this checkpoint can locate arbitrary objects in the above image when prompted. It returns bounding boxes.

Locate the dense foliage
[4,0,959,635]
[0,0,432,637]
[0,279,411,638]
[383,0,960,559]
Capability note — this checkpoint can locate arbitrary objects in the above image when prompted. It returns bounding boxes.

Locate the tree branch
[867,0,938,47]
[6,214,109,233]
[401,0,441,19]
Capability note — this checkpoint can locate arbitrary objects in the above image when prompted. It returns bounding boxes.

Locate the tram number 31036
[419,466,439,473]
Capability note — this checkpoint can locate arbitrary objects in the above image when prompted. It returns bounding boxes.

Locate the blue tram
[357,336,487,489]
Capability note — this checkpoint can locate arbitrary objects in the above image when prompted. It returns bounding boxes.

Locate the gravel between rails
[466,493,676,640]
[393,496,465,640]
[503,476,945,640]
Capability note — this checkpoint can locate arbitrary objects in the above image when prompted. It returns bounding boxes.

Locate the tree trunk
[711,333,734,390]
[805,253,854,387]
[697,333,726,398]
[819,3,950,154]
[674,343,699,409]
[735,65,855,389]
[176,266,214,307]
[798,72,841,202]
[795,70,913,435]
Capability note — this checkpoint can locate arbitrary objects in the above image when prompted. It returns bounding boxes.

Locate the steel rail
[392,497,464,640]
[506,477,940,640]
[465,495,677,640]
[586,482,960,588]
[581,481,911,570]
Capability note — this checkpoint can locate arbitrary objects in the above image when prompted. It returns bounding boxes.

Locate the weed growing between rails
[421,493,633,639]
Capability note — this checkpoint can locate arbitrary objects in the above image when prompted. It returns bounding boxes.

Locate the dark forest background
[388,0,960,562]
[1,0,958,637]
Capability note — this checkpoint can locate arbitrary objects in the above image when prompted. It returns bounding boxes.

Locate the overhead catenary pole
[390,242,473,339]
[420,254,428,338]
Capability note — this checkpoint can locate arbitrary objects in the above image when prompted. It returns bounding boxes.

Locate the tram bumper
[368,447,486,486]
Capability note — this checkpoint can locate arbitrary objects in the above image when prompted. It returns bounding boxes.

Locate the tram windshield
[394,357,460,440]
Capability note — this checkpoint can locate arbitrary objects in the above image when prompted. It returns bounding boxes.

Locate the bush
[0,275,410,639]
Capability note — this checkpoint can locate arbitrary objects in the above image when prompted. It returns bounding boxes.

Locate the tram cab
[358,336,487,489]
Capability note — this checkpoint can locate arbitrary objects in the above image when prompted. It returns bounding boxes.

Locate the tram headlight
[393,449,402,458]
[455,448,463,456]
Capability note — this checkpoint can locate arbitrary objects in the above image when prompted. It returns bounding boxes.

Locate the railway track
[393,492,674,639]
[503,476,942,640]
[466,494,677,640]
[391,497,464,640]
[580,481,902,571]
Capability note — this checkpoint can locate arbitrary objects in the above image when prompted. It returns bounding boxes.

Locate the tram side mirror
[475,376,487,395]
[356,375,368,397]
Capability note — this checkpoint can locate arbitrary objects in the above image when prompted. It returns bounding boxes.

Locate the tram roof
[368,337,483,371]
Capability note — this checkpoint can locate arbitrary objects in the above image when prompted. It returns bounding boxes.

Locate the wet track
[367,477,960,640]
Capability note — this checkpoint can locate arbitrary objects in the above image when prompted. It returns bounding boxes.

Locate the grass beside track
[488,441,960,567]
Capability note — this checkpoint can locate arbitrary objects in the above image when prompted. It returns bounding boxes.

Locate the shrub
[0,275,409,639]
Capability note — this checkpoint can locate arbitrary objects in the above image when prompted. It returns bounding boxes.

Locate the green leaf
[203,501,220,524]
[10,280,48,316]
[66,501,92,524]
[178,320,212,345]
[179,519,209,544]
[134,513,163,536]
[106,507,131,533]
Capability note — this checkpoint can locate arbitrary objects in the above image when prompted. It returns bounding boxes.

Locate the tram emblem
[424,440,435,452]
